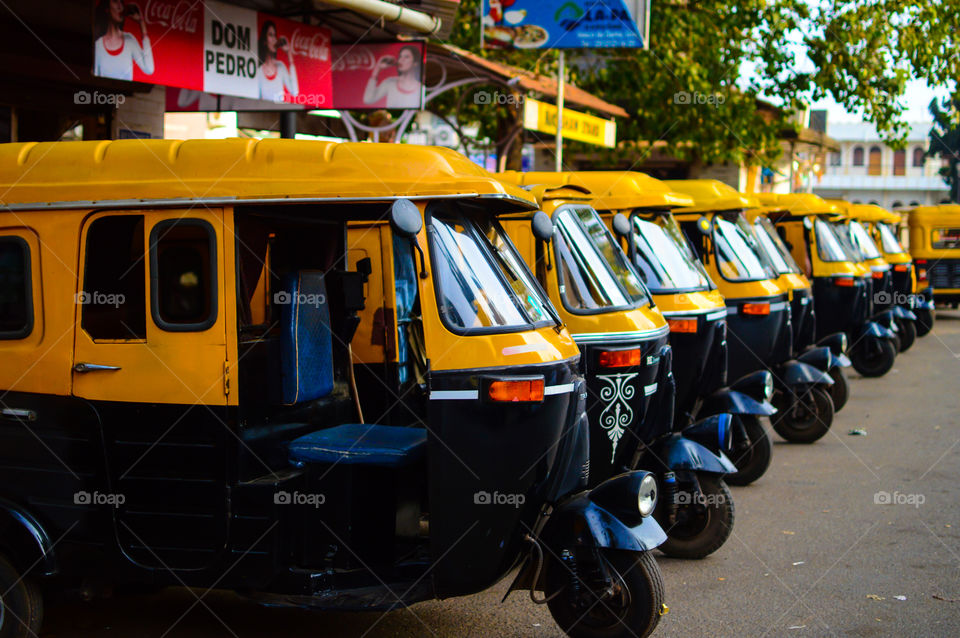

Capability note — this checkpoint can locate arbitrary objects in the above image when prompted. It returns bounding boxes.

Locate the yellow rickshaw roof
[744,206,786,222]
[755,193,838,216]
[0,139,537,209]
[663,179,760,213]
[907,204,960,222]
[498,171,694,210]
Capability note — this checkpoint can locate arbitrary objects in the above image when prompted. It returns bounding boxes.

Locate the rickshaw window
[0,236,33,339]
[554,208,633,313]
[81,215,147,340]
[149,219,218,332]
[831,221,865,261]
[814,219,852,262]
[877,223,904,254]
[753,218,800,275]
[712,217,772,282]
[631,216,713,293]
[428,205,552,333]
[931,227,960,250]
[849,221,882,259]
[571,207,649,305]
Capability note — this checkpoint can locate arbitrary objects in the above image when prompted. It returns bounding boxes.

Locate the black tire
[658,476,734,559]
[915,308,934,337]
[896,318,916,352]
[0,554,43,638]
[724,415,772,486]
[850,338,897,378]
[828,366,850,412]
[547,549,665,638]
[771,386,834,443]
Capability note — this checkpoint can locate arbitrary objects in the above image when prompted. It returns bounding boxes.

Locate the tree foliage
[927,97,960,203]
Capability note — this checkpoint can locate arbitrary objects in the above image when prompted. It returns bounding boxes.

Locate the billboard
[331,42,425,110]
[482,0,649,49]
[93,0,333,107]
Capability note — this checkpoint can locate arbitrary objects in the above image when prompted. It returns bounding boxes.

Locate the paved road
[44,314,960,637]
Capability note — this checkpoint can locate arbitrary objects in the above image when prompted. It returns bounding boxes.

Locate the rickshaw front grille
[928,261,960,289]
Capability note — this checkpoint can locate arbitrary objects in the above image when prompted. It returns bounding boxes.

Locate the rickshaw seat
[288,424,427,468]
[279,270,334,405]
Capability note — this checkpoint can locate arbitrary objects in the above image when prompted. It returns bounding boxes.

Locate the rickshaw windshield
[713,216,774,282]
[429,208,556,332]
[753,217,801,275]
[831,221,865,261]
[877,223,905,254]
[815,219,853,262]
[849,221,882,259]
[631,215,713,292]
[554,207,647,313]
[931,227,960,249]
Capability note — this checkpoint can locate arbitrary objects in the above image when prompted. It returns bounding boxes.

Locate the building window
[149,219,218,332]
[910,201,920,207]
[853,200,862,204]
[893,149,906,176]
[81,216,147,340]
[913,147,925,167]
[829,151,842,166]
[0,237,33,339]
[869,200,880,206]
[892,201,903,209]
[852,146,865,166]
[868,146,882,176]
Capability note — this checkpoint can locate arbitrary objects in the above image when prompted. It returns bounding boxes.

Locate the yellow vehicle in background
[872,210,935,336]
[495,173,738,561]
[666,180,836,444]
[907,204,960,312]
[759,193,900,378]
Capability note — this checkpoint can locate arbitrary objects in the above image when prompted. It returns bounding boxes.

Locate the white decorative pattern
[597,373,639,462]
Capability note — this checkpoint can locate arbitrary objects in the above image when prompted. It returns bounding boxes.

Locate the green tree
[927,97,960,203]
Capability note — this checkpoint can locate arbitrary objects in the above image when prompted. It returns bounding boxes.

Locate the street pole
[555,50,565,172]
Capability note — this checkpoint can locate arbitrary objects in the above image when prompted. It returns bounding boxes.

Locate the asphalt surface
[43,313,960,638]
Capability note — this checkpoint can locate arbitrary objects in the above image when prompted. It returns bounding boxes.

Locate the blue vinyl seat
[288,424,427,468]
[279,271,334,404]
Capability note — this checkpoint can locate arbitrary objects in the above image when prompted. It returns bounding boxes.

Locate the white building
[813,121,950,209]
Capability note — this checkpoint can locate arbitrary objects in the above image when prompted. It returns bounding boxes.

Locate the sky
[811,80,952,125]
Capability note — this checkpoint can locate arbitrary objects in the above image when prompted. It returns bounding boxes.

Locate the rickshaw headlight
[839,333,848,353]
[638,474,658,517]
[763,373,774,401]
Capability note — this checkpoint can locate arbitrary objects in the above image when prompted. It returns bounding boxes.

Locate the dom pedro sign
[92,0,333,107]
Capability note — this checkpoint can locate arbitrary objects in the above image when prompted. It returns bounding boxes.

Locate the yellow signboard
[523,98,617,148]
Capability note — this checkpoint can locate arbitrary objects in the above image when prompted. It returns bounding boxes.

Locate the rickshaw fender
[680,414,733,456]
[546,491,668,552]
[796,346,833,372]
[859,321,896,341]
[915,298,935,311]
[891,306,917,321]
[702,388,777,416]
[833,352,852,368]
[658,433,738,474]
[873,310,898,331]
[0,498,57,576]
[780,360,833,386]
[815,333,849,359]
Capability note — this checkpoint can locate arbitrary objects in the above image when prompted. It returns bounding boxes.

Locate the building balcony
[816,173,949,192]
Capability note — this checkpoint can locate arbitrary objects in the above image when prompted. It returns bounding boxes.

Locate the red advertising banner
[93,0,333,108]
[331,42,425,110]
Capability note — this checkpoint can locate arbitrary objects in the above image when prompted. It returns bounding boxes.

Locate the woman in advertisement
[363,45,423,109]
[258,21,299,103]
[93,0,155,82]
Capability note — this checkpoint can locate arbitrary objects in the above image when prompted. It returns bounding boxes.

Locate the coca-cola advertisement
[93,0,333,108]
[332,42,425,110]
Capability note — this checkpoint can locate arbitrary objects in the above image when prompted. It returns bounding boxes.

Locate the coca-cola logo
[290,29,330,62]
[144,0,201,34]
[332,48,375,72]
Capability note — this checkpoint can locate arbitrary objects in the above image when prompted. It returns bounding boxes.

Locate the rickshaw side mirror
[697,216,712,235]
[531,211,554,242]
[612,213,631,238]
[803,216,813,230]
[390,199,423,238]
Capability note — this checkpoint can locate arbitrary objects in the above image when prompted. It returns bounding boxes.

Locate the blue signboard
[482,0,648,49]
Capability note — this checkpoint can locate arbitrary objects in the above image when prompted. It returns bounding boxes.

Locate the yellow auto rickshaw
[744,207,853,411]
[666,180,836,444]
[907,204,960,313]
[494,173,737,560]
[759,193,900,378]
[872,210,935,336]
[0,139,670,638]
[512,171,777,486]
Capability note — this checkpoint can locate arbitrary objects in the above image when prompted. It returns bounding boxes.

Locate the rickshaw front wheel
[915,309,934,337]
[895,318,916,352]
[724,415,772,486]
[658,476,735,559]
[0,554,43,638]
[851,339,897,378]
[771,387,834,443]
[546,549,665,638]
[828,367,850,412]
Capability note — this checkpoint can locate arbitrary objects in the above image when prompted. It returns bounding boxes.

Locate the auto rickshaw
[665,181,836,444]
[906,204,960,313]
[873,210,935,336]
[0,139,669,638]
[759,193,900,378]
[508,171,777,487]
[827,200,919,352]
[494,173,737,560]
[744,207,853,411]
